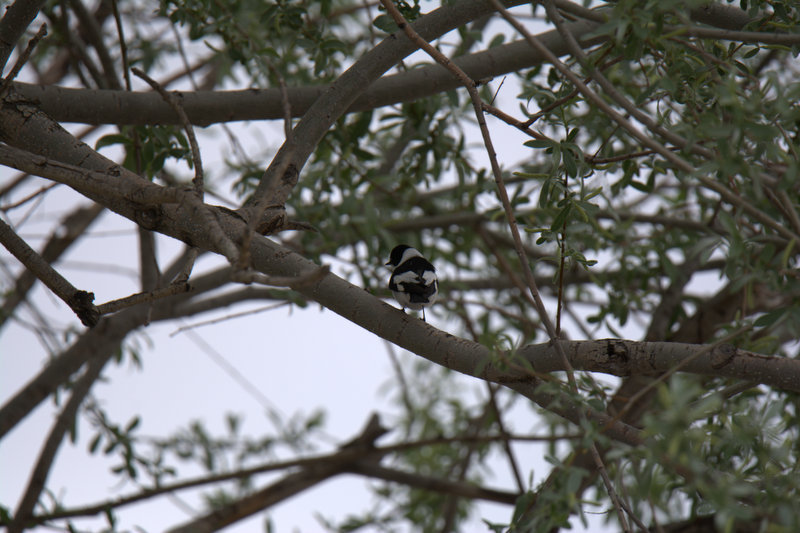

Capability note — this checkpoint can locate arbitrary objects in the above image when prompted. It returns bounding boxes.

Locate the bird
[385,244,438,322]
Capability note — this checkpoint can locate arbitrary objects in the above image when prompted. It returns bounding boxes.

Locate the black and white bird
[385,244,438,322]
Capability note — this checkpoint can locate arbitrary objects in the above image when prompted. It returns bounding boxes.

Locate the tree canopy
[2,0,800,532]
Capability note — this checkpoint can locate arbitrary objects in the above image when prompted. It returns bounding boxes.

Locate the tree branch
[166,414,389,533]
[131,67,204,196]
[6,5,787,126]
[0,23,47,97]
[0,267,233,440]
[0,216,99,326]
[0,202,104,330]
[521,339,800,394]
[0,0,47,73]
[31,431,564,525]
[8,351,107,533]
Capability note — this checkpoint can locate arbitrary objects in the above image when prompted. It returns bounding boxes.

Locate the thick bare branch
[0,23,46,97]
[0,216,99,326]
[522,339,800,394]
[0,202,104,329]
[5,5,788,127]
[0,0,46,73]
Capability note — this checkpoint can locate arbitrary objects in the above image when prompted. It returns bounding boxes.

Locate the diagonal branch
[32,431,560,525]
[166,414,389,533]
[0,202,104,330]
[0,23,47,97]
[7,350,107,533]
[0,216,99,326]
[131,67,204,196]
[0,267,233,440]
[0,0,47,73]
[243,0,529,218]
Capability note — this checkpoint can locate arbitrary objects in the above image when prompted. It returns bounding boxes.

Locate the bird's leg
[422,308,426,322]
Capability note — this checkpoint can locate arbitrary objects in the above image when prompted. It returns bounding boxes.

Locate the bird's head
[386,244,422,269]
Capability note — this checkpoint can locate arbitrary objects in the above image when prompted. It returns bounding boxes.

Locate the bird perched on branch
[385,244,438,322]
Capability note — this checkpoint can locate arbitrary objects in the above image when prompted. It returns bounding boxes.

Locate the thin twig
[376,10,637,529]
[96,282,192,315]
[482,100,550,141]
[487,384,526,492]
[131,67,204,197]
[0,23,47,97]
[110,0,131,91]
[231,264,330,289]
[169,301,291,336]
[588,444,632,532]
[0,182,58,211]
[486,3,639,529]
[556,175,567,338]
[383,340,415,438]
[172,247,199,284]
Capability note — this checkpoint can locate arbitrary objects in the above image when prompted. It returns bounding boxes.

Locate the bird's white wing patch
[422,270,437,284]
[393,270,422,284]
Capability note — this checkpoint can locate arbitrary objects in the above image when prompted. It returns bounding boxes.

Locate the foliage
[2,0,800,532]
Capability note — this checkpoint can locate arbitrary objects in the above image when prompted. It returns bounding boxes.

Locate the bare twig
[131,67,204,196]
[0,23,47,97]
[481,100,550,141]
[231,264,330,289]
[169,301,290,336]
[487,384,526,492]
[348,461,517,506]
[96,282,192,315]
[0,182,58,211]
[172,247,199,284]
[588,444,632,532]
[110,0,132,90]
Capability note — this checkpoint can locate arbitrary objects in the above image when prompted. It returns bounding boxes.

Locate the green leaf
[89,433,103,454]
[524,139,554,149]
[95,134,131,151]
[373,14,398,33]
[754,308,787,328]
